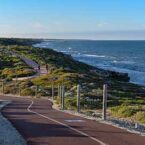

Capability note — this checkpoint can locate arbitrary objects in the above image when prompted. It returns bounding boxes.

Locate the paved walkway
[0,96,145,145]
[0,100,26,145]
[12,52,48,80]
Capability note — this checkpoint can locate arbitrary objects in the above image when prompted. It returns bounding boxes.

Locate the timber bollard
[77,84,80,113]
[2,81,4,94]
[61,86,65,110]
[58,85,60,98]
[59,85,62,99]
[102,84,108,120]
[52,84,54,100]
[35,85,39,98]
[19,86,21,96]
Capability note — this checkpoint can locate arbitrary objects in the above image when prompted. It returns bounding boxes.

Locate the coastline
[0,38,145,125]
[34,39,145,86]
[34,43,132,83]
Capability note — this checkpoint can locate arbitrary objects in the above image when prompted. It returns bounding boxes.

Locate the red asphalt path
[0,96,145,145]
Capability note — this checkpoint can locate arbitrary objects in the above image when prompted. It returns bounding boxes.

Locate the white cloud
[31,22,45,29]
[0,24,10,28]
[97,22,108,27]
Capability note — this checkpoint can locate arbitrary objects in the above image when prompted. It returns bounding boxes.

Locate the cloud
[31,22,45,29]
[2,30,144,40]
[96,22,108,27]
[0,24,10,28]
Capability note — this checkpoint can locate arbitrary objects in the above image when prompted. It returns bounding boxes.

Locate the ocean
[34,40,145,86]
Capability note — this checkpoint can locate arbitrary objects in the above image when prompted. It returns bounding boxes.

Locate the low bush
[21,88,35,96]
[110,105,137,118]
[133,111,145,124]
[3,85,19,94]
[5,76,13,82]
[1,68,36,78]
[65,97,77,110]
[3,85,14,94]
[118,106,137,118]
[55,96,61,105]
[20,80,34,88]
[36,91,48,98]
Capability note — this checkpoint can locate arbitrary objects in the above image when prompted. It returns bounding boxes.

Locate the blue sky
[0,0,145,39]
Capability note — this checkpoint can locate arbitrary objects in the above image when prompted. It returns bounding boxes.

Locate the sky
[0,0,145,40]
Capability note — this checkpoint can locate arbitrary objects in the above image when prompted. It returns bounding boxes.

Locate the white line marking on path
[27,100,107,145]
[65,119,85,123]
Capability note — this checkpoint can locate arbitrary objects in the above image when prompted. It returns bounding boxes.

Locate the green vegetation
[20,88,35,96]
[109,105,138,118]
[0,38,145,124]
[0,38,40,46]
[9,45,95,73]
[109,104,145,124]
[0,46,36,79]
[133,111,145,124]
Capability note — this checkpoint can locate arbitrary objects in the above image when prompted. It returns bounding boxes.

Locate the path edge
[0,99,27,145]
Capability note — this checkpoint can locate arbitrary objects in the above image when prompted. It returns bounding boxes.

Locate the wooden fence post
[61,86,65,110]
[2,81,4,94]
[35,85,39,98]
[77,84,80,113]
[52,84,54,100]
[58,85,60,98]
[19,86,21,96]
[60,85,62,99]
[102,84,108,120]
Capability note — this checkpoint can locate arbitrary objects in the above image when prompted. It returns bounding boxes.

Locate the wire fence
[0,79,145,134]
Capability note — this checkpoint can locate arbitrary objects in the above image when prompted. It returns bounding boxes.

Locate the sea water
[34,40,145,86]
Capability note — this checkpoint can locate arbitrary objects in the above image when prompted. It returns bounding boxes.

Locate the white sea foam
[72,54,107,58]
[83,54,106,58]
[113,60,135,64]
[34,40,145,86]
[61,50,78,53]
[75,58,145,86]
[95,64,145,86]
[113,60,118,63]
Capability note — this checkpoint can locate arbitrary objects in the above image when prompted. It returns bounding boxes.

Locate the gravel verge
[52,101,145,137]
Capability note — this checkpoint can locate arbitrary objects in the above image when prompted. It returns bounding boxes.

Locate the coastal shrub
[32,76,47,87]
[3,85,13,94]
[80,98,100,109]
[65,97,77,110]
[56,96,61,105]
[32,71,79,88]
[110,105,137,118]
[5,76,13,81]
[83,110,94,116]
[133,112,145,124]
[18,69,35,77]
[118,106,137,118]
[3,85,19,94]
[1,67,35,78]
[2,68,14,76]
[21,88,35,96]
[20,80,34,88]
[36,91,48,98]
